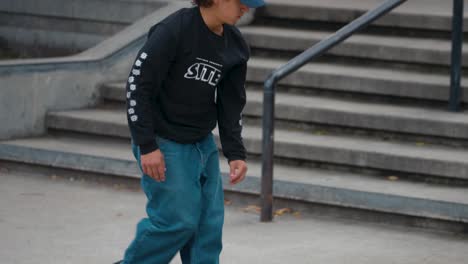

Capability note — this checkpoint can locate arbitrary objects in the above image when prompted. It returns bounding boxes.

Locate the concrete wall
[0,0,167,56]
[0,0,166,23]
[0,1,189,140]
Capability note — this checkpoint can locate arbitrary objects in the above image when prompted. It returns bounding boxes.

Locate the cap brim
[240,0,265,8]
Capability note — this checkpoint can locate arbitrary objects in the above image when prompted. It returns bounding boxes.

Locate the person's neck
[199,6,224,36]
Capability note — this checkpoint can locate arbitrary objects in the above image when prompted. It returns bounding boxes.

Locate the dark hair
[192,0,214,7]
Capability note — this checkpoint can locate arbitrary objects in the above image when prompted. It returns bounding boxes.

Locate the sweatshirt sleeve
[126,23,177,155]
[216,62,248,163]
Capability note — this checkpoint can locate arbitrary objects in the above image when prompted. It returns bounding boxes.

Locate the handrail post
[260,75,276,222]
[449,0,464,112]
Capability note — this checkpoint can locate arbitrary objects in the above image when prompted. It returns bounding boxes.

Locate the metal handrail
[260,0,408,222]
[449,0,464,111]
[260,0,465,222]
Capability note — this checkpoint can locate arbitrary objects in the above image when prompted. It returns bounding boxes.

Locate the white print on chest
[184,57,222,87]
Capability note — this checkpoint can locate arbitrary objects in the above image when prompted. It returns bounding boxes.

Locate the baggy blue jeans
[122,133,224,264]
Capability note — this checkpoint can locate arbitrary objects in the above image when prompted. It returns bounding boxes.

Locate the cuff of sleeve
[227,155,246,164]
[139,141,159,155]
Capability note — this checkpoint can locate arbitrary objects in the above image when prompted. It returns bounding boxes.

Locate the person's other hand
[141,149,166,182]
[229,160,247,185]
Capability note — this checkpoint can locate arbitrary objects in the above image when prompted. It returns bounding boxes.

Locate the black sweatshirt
[125,6,249,162]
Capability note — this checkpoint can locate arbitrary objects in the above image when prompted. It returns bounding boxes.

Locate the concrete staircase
[1,0,468,233]
[0,0,165,57]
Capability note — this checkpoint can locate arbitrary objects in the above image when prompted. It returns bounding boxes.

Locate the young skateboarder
[117,0,265,263]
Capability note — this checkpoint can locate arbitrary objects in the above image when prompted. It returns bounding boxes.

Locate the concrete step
[101,83,468,142]
[245,57,467,103]
[259,0,468,32]
[0,12,126,36]
[46,107,468,180]
[0,132,467,225]
[241,26,468,67]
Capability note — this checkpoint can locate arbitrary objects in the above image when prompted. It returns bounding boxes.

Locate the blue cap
[240,0,265,8]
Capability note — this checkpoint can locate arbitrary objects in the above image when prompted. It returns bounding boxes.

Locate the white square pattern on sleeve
[128,52,148,122]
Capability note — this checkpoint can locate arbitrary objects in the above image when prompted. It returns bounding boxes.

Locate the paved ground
[1,167,467,264]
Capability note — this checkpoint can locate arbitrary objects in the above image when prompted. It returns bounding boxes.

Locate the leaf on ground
[387,175,399,181]
[293,211,301,218]
[242,205,261,214]
[415,142,426,146]
[224,199,232,205]
[274,207,293,216]
[50,175,57,180]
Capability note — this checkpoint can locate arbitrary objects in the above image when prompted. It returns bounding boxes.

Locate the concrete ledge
[0,134,467,224]
[0,12,126,36]
[0,0,165,24]
[0,26,106,52]
[0,1,189,140]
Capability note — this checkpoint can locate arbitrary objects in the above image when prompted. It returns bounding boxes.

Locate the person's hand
[140,149,166,182]
[229,160,247,185]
